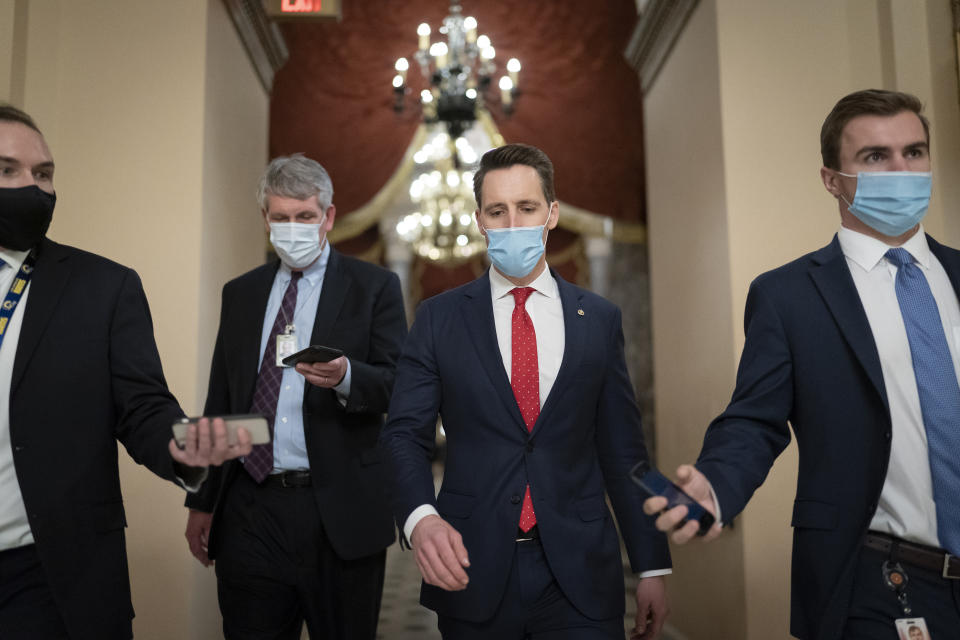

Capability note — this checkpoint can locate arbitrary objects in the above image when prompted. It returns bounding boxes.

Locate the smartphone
[172,414,271,447]
[282,345,344,367]
[630,461,716,536]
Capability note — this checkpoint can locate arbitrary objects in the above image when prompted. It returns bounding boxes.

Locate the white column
[584,234,613,297]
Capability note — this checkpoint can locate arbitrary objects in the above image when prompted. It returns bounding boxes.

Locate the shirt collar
[837,224,932,272]
[489,263,559,301]
[0,246,31,272]
[278,240,330,286]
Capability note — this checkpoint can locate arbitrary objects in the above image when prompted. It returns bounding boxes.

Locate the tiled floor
[374,541,676,639]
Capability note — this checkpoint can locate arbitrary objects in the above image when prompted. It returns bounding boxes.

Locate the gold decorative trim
[328,126,428,243]
[330,111,646,245]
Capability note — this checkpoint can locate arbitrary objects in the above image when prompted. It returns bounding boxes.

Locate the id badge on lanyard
[276,324,297,367]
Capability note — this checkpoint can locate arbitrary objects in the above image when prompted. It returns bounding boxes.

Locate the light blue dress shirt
[258,242,351,471]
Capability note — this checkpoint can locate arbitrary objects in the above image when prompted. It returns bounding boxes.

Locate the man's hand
[643,464,723,544]
[296,356,348,389]
[631,575,669,639]
[168,417,252,467]
[185,509,213,566]
[410,514,470,591]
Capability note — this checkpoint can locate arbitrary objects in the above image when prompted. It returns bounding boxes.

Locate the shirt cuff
[637,568,673,578]
[173,463,209,493]
[707,481,722,525]
[403,504,439,543]
[334,358,352,407]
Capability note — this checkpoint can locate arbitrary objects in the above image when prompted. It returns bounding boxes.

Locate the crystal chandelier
[392,1,521,138]
[395,131,487,264]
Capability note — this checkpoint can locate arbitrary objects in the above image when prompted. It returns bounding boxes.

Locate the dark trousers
[438,538,624,640]
[215,472,386,640]
[0,544,71,640]
[843,544,960,639]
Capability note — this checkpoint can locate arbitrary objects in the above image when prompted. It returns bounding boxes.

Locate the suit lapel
[928,234,960,297]
[237,261,279,406]
[460,273,527,431]
[11,239,71,394]
[309,248,350,346]
[808,236,887,407]
[533,273,585,439]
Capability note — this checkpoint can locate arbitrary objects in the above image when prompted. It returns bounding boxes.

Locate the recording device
[630,460,716,536]
[172,414,270,447]
[282,344,344,366]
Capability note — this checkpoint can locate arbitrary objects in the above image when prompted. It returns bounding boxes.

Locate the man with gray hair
[184,154,407,639]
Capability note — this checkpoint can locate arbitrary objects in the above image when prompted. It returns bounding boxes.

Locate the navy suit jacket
[185,249,407,561]
[380,270,670,622]
[696,234,960,640]
[10,238,186,640]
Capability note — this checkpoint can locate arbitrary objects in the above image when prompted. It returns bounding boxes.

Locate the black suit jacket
[186,249,407,561]
[696,234,960,640]
[8,238,186,640]
[380,271,670,622]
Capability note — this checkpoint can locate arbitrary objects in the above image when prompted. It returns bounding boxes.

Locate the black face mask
[0,185,56,251]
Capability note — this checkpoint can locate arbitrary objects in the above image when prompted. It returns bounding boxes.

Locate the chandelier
[392,1,521,138]
[395,131,487,264]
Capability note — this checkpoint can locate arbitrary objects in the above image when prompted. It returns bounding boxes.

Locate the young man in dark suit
[0,105,250,640]
[647,90,960,639]
[382,144,671,639]
[184,154,407,640]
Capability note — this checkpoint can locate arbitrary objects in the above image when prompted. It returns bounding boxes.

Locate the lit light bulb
[477,35,490,50]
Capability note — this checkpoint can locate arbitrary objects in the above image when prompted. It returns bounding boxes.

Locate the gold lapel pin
[577,309,585,316]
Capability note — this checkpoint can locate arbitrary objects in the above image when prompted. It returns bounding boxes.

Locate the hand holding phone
[172,414,270,447]
[631,461,717,537]
[282,345,344,367]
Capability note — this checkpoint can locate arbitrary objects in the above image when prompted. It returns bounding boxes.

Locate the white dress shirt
[0,247,35,550]
[257,242,351,472]
[838,225,960,548]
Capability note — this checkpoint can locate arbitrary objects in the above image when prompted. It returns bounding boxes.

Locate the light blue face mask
[837,171,932,237]
[484,224,546,278]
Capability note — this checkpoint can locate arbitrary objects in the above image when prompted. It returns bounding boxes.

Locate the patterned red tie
[244,270,303,482]
[511,287,539,532]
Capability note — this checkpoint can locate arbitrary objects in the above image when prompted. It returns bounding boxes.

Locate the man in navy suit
[381,144,671,639]
[646,89,960,639]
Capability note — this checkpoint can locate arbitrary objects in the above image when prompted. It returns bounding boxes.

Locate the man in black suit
[646,90,960,639]
[184,154,407,639]
[0,105,251,640]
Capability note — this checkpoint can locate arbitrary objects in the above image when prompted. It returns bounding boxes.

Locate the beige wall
[645,0,960,638]
[1,1,269,637]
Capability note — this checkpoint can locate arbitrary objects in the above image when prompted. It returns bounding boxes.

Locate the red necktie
[511,287,538,532]
[245,270,302,482]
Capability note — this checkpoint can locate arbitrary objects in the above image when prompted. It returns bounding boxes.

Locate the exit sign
[264,0,341,20]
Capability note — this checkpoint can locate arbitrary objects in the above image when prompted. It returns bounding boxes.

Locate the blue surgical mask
[484,224,546,278]
[837,170,932,237]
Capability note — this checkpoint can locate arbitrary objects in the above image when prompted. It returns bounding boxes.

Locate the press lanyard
[0,252,37,351]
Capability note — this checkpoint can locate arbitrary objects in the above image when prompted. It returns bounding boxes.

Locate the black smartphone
[282,344,344,366]
[630,461,716,536]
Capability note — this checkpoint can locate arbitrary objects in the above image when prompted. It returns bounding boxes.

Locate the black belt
[864,532,960,579]
[516,525,540,542]
[262,470,312,488]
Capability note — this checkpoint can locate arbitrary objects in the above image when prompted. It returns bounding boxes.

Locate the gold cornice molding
[222,0,289,92]
[624,0,700,92]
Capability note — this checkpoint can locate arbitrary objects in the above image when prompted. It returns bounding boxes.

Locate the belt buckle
[279,473,293,488]
[944,554,959,579]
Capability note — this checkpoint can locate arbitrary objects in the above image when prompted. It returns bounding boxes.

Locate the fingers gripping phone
[172,414,270,447]
[630,460,716,536]
[282,345,344,367]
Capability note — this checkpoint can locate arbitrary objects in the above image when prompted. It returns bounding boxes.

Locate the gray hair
[256,153,334,211]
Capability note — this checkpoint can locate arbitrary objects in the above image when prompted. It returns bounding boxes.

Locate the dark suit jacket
[8,238,186,640]
[380,270,670,622]
[696,234,960,640]
[186,249,407,561]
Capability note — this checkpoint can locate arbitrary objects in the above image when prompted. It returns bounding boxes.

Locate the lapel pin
[577,309,585,316]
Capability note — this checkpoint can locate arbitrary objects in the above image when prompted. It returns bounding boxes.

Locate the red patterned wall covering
[269,0,644,296]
